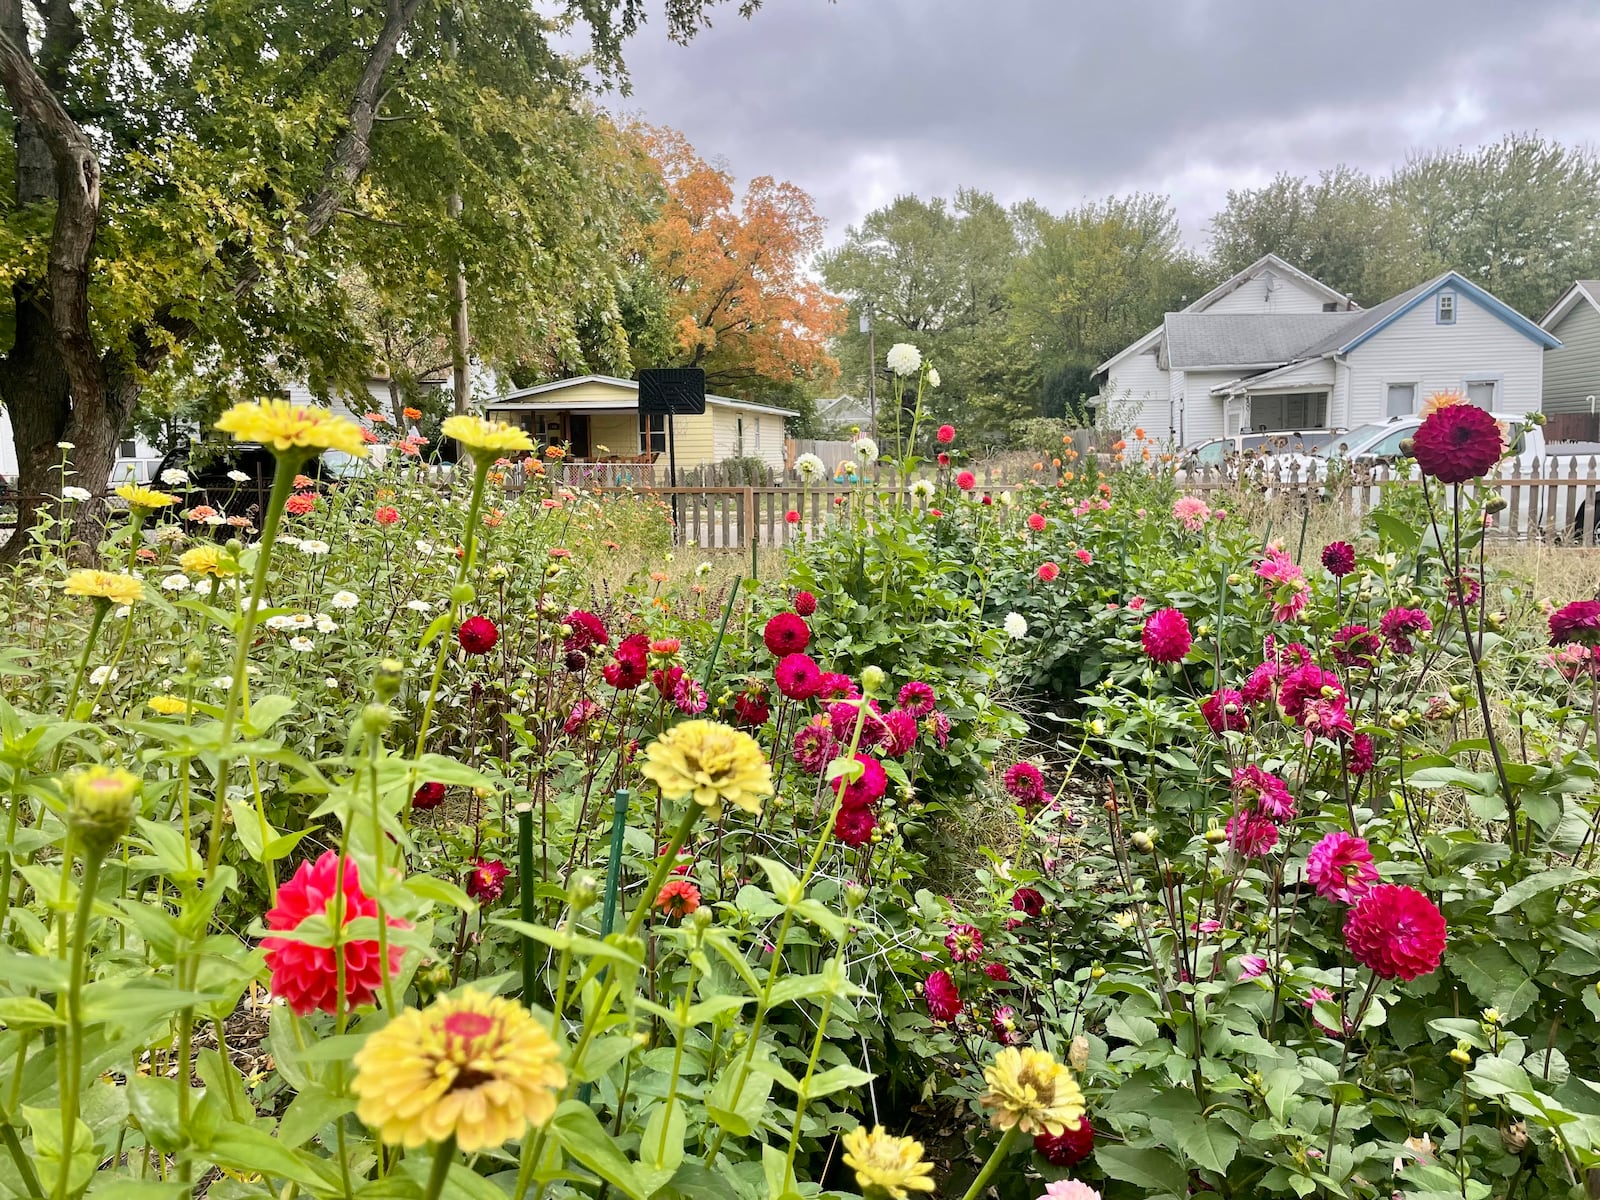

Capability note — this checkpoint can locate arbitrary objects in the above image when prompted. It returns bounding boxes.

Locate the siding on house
[1172,370,1238,443]
[1342,290,1545,424]
[1203,270,1339,315]
[588,413,638,456]
[1104,345,1171,443]
[1543,301,1600,414]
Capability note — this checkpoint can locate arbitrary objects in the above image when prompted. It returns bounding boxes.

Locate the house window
[1436,292,1456,324]
[736,417,744,457]
[1322,301,1341,312]
[1466,379,1498,410]
[1385,383,1417,418]
[118,440,137,459]
[638,412,666,456]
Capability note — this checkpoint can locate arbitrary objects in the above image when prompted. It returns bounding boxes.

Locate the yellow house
[483,375,795,473]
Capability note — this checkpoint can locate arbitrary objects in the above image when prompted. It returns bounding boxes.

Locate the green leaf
[25,1107,97,1197]
[205,1126,329,1189]
[706,1068,774,1137]
[1096,1144,1188,1195]
[127,1076,185,1153]
[276,1086,355,1149]
[0,996,63,1030]
[1490,866,1589,915]
[550,1100,653,1200]
[1175,1117,1241,1172]
[639,1098,685,1178]
[752,856,801,905]
[405,874,478,914]
[805,1064,874,1099]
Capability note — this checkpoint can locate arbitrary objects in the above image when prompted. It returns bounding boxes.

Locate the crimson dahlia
[924,969,961,1021]
[763,612,811,656]
[411,782,447,810]
[1034,1119,1094,1167]
[1344,884,1446,979]
[774,652,822,700]
[793,590,818,616]
[465,858,510,903]
[1306,831,1379,903]
[457,615,499,655]
[1550,600,1600,647]
[1411,402,1503,484]
[1141,608,1192,663]
[1320,541,1356,577]
[833,804,877,847]
[1200,688,1247,734]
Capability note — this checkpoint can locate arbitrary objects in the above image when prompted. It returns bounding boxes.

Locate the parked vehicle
[152,441,368,518]
[1177,429,1345,484]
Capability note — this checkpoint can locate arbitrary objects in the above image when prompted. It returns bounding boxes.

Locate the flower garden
[3,359,1600,1200]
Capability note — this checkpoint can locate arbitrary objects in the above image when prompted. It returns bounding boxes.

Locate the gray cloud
[605,0,1600,246]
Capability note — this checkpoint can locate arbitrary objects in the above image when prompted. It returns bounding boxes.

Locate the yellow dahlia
[147,695,188,715]
[63,569,144,606]
[440,415,534,456]
[979,1046,1085,1136]
[215,400,368,459]
[350,989,565,1152]
[114,483,178,512]
[842,1126,937,1199]
[178,544,237,577]
[639,719,773,818]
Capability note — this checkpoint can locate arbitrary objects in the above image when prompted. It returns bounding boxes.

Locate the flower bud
[374,658,404,700]
[225,538,243,554]
[1130,830,1155,853]
[183,649,205,673]
[1204,825,1227,846]
[844,882,867,910]
[1530,410,1547,426]
[450,582,475,606]
[568,873,599,911]
[1448,683,1470,701]
[68,765,140,858]
[1484,494,1507,514]
[1068,1034,1089,1072]
[1398,437,1415,458]
[1449,1048,1472,1066]
[1481,1007,1501,1026]
[689,906,714,931]
[360,703,396,735]
[1089,965,1105,980]
[1487,611,1505,631]
[1226,573,1242,586]
[861,665,887,696]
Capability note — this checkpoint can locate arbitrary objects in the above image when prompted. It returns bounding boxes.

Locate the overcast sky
[605,0,1600,249]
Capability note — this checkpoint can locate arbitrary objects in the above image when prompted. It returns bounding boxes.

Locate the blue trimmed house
[1094,256,1560,448]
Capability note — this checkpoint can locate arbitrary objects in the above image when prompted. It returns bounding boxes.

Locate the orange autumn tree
[638,126,845,391]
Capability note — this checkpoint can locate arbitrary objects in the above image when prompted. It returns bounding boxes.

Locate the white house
[1539,281,1600,440]
[1096,256,1558,446]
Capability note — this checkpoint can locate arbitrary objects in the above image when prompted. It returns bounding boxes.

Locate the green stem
[58,605,108,731]
[56,851,102,1200]
[0,1108,44,1200]
[421,1135,457,1200]
[782,987,836,1179]
[204,455,300,883]
[957,1125,1020,1200]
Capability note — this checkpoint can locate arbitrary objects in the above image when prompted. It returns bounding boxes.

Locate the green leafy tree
[0,0,755,557]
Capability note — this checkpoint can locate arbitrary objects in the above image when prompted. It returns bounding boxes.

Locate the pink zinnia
[1254,547,1309,621]
[1306,831,1380,903]
[1200,688,1247,734]
[1141,608,1192,663]
[1344,884,1447,980]
[924,969,961,1020]
[1226,809,1279,858]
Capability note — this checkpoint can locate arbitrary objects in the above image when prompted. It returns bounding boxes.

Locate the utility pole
[861,300,876,437]
[447,6,470,415]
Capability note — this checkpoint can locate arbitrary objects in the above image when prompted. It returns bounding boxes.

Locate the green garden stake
[517,802,536,1002]
[1296,503,1310,561]
[599,788,632,942]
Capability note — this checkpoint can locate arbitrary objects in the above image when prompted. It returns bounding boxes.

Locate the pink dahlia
[833,804,877,847]
[1172,495,1211,532]
[1027,512,1047,532]
[562,700,599,735]
[1255,547,1309,622]
[835,753,889,809]
[1003,761,1046,805]
[1347,731,1376,776]
[944,923,984,963]
[1344,884,1447,979]
[1331,624,1380,669]
[1301,692,1354,744]
[672,675,708,715]
[956,471,976,491]
[1550,600,1600,647]
[897,680,937,716]
[924,969,962,1020]
[1278,662,1342,724]
[1232,765,1295,821]
[262,851,405,1016]
[816,671,858,700]
[1411,403,1503,484]
[794,590,818,617]
[791,717,835,774]
[1200,688,1247,734]
[1306,831,1379,903]
[774,652,822,700]
[880,708,919,757]
[1380,607,1432,656]
[1141,608,1192,663]
[936,424,956,444]
[763,612,811,656]
[1038,561,1060,582]
[1237,954,1270,979]
[1226,809,1279,858]
[1320,541,1356,577]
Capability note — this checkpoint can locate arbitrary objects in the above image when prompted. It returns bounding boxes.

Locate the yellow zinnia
[979,1046,1086,1136]
[842,1126,936,1199]
[350,990,565,1152]
[63,569,144,607]
[147,695,188,715]
[114,483,178,513]
[178,544,237,577]
[215,399,368,459]
[440,414,534,456]
[639,719,773,818]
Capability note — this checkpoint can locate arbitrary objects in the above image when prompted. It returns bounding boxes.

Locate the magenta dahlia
[1003,762,1046,805]
[457,614,498,655]
[1344,884,1446,979]
[833,805,877,847]
[1321,541,1356,577]
[1232,764,1295,821]
[763,612,811,656]
[880,708,919,757]
[794,590,818,617]
[1011,887,1044,918]
[1200,688,1247,734]
[1411,403,1503,484]
[897,680,937,716]
[944,923,984,963]
[834,752,888,808]
[1348,731,1377,776]
[563,609,608,651]
[774,652,822,700]
[1331,624,1381,669]
[1550,600,1600,647]
[791,718,834,774]
[1227,809,1279,858]
[1141,607,1192,663]
[1306,831,1379,903]
[1380,607,1432,656]
[924,969,962,1021]
[1278,662,1342,724]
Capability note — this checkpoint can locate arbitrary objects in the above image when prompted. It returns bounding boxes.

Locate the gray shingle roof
[1162,312,1360,370]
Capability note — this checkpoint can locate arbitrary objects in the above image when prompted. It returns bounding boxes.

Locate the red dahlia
[1200,688,1247,733]
[1320,541,1356,577]
[457,615,499,655]
[564,609,609,651]
[1410,403,1504,484]
[763,612,811,656]
[793,590,818,616]
[1011,887,1044,917]
[924,969,961,1021]
[1034,1118,1094,1166]
[411,781,447,810]
[1344,884,1447,980]
[936,424,956,444]
[1141,607,1192,663]
[732,688,771,727]
[262,851,405,1015]
[465,858,510,903]
[835,753,889,808]
[833,805,877,847]
[1550,600,1600,647]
